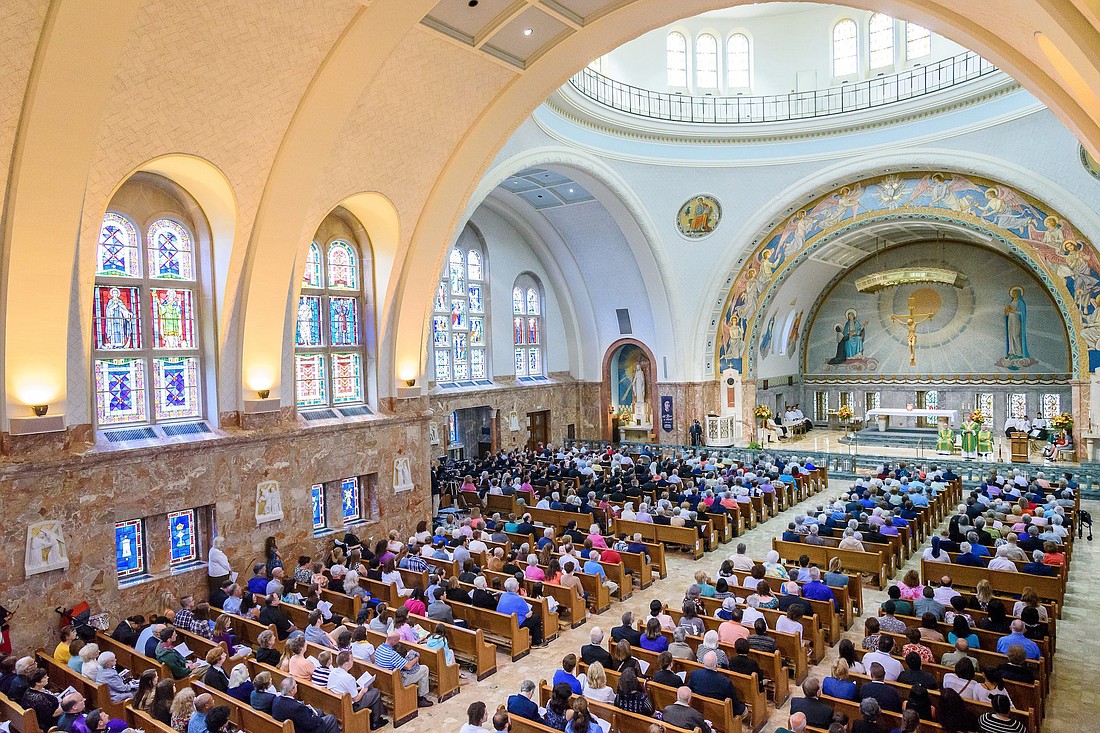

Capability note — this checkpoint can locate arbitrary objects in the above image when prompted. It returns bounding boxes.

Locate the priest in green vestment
[977,427,993,456]
[959,419,979,459]
[937,424,955,454]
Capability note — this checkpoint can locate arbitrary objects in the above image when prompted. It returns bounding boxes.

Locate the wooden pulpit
[1010,432,1029,463]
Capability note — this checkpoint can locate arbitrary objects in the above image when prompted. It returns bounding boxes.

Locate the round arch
[713,171,1100,383]
[600,338,660,442]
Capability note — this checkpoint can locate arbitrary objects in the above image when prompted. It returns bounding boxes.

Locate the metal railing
[565,438,1100,499]
[567,51,999,124]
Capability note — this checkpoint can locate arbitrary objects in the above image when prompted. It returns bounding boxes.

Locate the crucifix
[890,295,935,366]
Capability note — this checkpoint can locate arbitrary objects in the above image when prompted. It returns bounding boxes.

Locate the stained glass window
[115,519,145,580]
[727,34,750,89]
[1009,393,1027,419]
[513,288,525,314]
[906,22,931,59]
[467,250,483,281]
[341,477,360,523]
[833,19,858,77]
[513,275,544,377]
[865,392,880,412]
[329,297,360,346]
[147,219,194,280]
[295,234,369,407]
[515,348,526,377]
[514,317,525,346]
[153,357,201,421]
[311,484,326,530]
[295,354,327,407]
[448,412,458,444]
[528,349,540,376]
[98,213,140,277]
[95,358,148,425]
[331,353,363,404]
[815,392,828,422]
[432,234,489,384]
[925,390,939,410]
[168,509,197,566]
[1042,394,1061,420]
[696,33,718,88]
[303,243,323,288]
[327,240,358,290]
[94,206,204,429]
[449,249,465,295]
[527,288,539,316]
[296,296,322,347]
[149,288,196,350]
[869,13,894,69]
[976,393,994,427]
[667,32,687,87]
[528,317,539,345]
[93,285,142,350]
[839,392,854,408]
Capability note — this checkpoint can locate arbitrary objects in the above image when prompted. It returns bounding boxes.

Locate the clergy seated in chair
[936,426,955,455]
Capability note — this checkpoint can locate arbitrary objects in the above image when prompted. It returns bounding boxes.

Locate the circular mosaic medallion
[1081,144,1100,181]
[677,194,722,239]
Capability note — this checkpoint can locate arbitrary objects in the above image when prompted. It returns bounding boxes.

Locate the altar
[865,407,959,432]
[620,424,653,443]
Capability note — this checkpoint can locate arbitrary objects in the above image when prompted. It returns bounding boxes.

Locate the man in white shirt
[730,543,755,572]
[987,545,1018,572]
[932,576,961,606]
[468,531,488,555]
[327,651,386,729]
[863,637,904,680]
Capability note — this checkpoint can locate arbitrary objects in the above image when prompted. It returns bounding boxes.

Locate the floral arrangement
[1051,412,1074,430]
[968,409,987,424]
[836,405,854,421]
[753,405,773,422]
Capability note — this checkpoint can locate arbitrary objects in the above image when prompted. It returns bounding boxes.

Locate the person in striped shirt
[373,631,433,707]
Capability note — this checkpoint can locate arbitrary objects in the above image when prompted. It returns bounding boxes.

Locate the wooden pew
[772,539,888,589]
[611,518,704,559]
[210,605,281,650]
[406,612,497,680]
[662,608,809,683]
[126,703,185,733]
[356,628,460,702]
[94,632,177,689]
[447,599,531,661]
[36,648,126,721]
[190,680,293,733]
[920,559,1064,617]
[0,693,41,733]
[482,568,587,628]
[536,681,697,733]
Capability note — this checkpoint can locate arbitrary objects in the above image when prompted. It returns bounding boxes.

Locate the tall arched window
[832,19,858,77]
[695,33,718,89]
[727,33,751,89]
[93,210,203,427]
[868,13,895,70]
[294,235,369,408]
[512,274,544,379]
[666,32,687,87]
[431,232,489,385]
[906,22,931,59]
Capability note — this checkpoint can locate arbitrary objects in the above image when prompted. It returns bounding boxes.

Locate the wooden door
[527,410,549,450]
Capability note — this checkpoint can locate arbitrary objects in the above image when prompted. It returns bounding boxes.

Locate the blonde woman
[973,579,994,611]
[169,687,195,733]
[78,643,101,680]
[1013,587,1049,621]
[582,662,615,703]
[823,657,857,700]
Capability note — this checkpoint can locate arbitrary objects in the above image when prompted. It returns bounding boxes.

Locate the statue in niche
[997,286,1037,370]
[394,456,414,493]
[25,520,69,576]
[256,480,284,525]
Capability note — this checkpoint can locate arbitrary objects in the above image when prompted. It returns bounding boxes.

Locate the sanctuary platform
[838,425,940,449]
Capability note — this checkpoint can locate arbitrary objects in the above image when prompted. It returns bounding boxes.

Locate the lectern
[1010,432,1029,463]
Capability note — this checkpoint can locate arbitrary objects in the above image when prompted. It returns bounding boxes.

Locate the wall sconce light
[404,378,416,388]
[32,404,49,417]
[257,389,270,399]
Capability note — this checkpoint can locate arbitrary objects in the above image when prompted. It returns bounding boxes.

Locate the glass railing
[567,51,1000,124]
[565,438,1100,499]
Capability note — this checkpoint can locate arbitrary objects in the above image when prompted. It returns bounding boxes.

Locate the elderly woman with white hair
[208,535,232,594]
[805,523,827,546]
[94,651,135,702]
[987,544,1019,572]
[838,528,865,552]
[763,550,789,579]
[695,629,729,668]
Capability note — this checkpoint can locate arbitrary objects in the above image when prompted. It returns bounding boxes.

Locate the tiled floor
[404,481,1092,733]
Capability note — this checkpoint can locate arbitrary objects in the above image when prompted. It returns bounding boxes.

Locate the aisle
[402,487,1092,732]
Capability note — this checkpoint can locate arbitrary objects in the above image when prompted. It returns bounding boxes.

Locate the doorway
[452,406,495,459]
[527,410,550,450]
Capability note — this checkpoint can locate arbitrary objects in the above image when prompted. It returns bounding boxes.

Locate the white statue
[25,520,69,576]
[428,422,441,445]
[631,363,647,406]
[394,456,414,493]
[255,480,284,525]
[509,409,521,432]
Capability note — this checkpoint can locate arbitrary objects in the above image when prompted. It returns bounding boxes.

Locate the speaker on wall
[615,308,632,335]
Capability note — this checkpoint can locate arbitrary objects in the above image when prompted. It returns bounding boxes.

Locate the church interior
[2,1,1100,732]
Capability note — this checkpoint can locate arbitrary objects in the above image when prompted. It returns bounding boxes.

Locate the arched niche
[601,338,658,443]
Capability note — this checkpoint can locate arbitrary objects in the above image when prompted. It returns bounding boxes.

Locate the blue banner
[661,396,674,433]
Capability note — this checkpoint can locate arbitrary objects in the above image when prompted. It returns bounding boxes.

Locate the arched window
[432,232,489,385]
[906,22,931,59]
[727,33,751,89]
[695,33,718,89]
[666,32,687,87]
[832,19,858,77]
[93,210,203,427]
[869,13,895,70]
[512,274,544,379]
[294,235,368,407]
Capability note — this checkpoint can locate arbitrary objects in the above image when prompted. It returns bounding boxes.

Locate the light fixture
[568,188,574,193]
[257,389,270,399]
[32,404,49,417]
[405,378,416,388]
[523,27,533,36]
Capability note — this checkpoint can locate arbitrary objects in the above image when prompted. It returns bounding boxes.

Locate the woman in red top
[403,586,427,616]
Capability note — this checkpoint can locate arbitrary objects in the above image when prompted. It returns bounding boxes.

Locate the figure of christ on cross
[890,295,935,366]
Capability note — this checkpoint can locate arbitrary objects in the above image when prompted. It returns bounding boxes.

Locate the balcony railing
[567,51,1000,125]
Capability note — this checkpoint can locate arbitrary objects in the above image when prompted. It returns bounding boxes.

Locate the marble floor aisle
[400,485,1094,733]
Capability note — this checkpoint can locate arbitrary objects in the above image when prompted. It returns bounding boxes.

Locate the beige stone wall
[0,411,432,652]
[655,381,722,446]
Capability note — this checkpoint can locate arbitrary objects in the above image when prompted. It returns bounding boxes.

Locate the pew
[36,648,126,721]
[447,599,532,661]
[772,539,889,589]
[920,559,1064,617]
[190,680,294,733]
[610,518,704,559]
[536,681,698,733]
[0,693,42,733]
[358,628,460,702]
[661,609,809,684]
[406,611,497,680]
